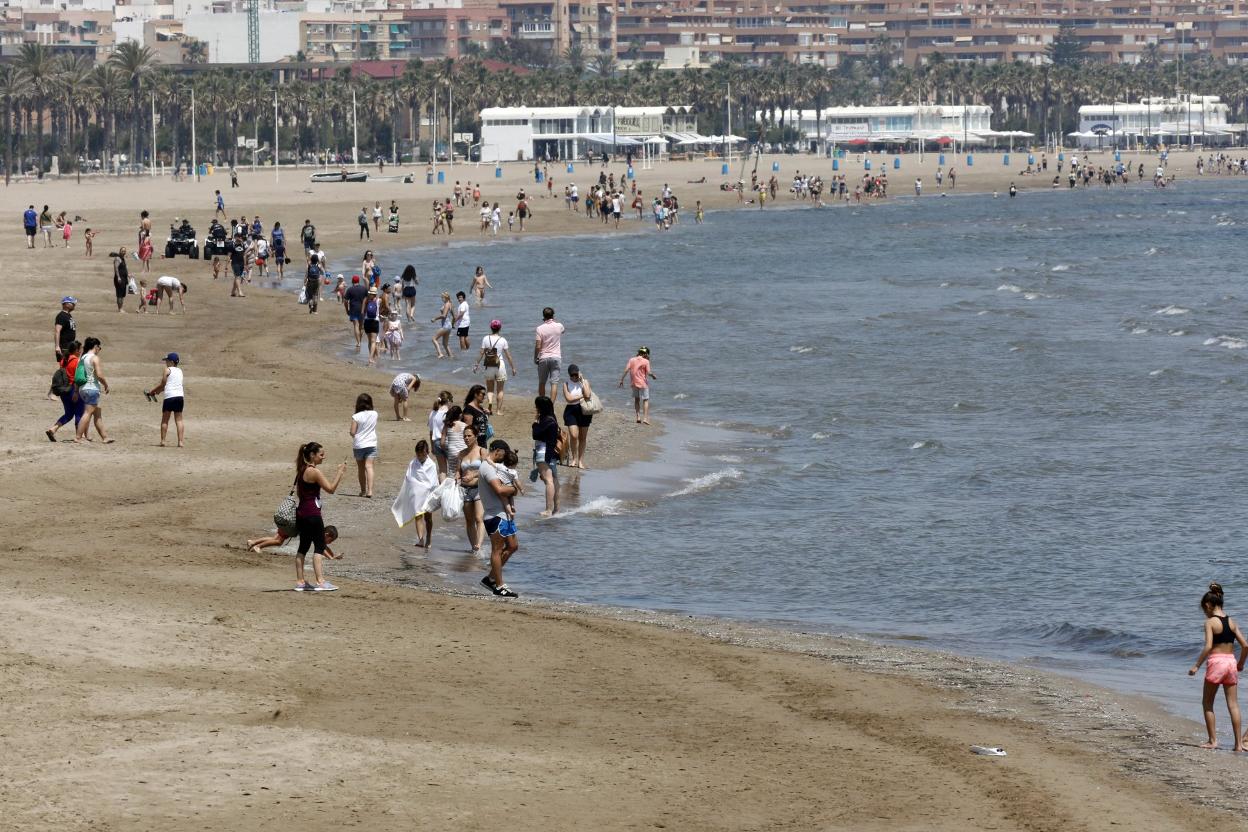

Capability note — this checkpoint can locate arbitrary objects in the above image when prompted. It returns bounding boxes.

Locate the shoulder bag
[274,476,299,533]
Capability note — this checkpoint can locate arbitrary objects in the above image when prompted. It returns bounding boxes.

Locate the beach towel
[390,459,440,528]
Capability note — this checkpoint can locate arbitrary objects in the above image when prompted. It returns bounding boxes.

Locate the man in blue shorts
[478,440,519,598]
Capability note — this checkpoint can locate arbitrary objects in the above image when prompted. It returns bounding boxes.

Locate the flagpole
[192,86,198,182]
[151,92,157,177]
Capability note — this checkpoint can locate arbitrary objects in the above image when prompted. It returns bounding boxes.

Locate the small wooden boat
[310,170,368,183]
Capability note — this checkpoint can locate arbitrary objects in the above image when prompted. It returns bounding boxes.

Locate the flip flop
[45,430,56,443]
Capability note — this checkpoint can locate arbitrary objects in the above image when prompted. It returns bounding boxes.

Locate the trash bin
[495,166,502,179]
[437,170,444,184]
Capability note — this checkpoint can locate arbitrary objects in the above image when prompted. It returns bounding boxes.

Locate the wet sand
[2,153,1244,831]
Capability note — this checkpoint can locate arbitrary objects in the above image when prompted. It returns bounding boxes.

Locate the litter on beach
[970,746,1007,757]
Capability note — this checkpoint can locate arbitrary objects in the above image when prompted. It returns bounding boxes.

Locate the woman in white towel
[391,440,441,550]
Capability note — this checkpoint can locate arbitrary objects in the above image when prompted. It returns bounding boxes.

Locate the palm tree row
[6,43,1248,180]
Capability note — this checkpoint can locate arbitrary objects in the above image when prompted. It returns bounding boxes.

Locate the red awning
[847,138,869,146]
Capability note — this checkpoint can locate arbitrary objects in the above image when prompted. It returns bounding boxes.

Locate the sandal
[45,429,56,443]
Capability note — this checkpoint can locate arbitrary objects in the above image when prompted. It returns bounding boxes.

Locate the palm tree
[562,45,587,76]
[16,44,56,175]
[184,40,208,65]
[0,65,29,183]
[109,41,156,170]
[589,53,616,78]
[88,63,125,170]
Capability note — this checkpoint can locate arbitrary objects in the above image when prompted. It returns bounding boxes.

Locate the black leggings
[296,515,326,555]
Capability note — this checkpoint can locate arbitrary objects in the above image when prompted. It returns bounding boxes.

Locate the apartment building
[498,0,614,58]
[404,3,508,59]
[299,11,412,60]
[613,0,1248,67]
[0,7,114,59]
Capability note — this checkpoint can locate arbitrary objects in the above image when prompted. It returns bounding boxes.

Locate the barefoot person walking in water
[619,346,656,425]
[1189,582,1248,750]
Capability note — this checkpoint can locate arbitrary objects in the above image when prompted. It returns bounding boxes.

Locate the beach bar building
[1075,95,1243,147]
[480,105,702,161]
[762,105,995,152]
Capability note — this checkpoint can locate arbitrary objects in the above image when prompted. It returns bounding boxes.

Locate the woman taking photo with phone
[293,442,346,591]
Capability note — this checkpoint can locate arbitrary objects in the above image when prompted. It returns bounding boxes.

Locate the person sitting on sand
[1189,582,1248,751]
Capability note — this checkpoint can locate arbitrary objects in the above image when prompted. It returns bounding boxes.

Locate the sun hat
[164,352,179,363]
[367,287,378,295]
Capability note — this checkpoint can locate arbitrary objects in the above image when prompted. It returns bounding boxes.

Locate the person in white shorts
[474,319,518,414]
[155,275,188,314]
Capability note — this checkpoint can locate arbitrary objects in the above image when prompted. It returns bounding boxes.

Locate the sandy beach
[4,150,1247,831]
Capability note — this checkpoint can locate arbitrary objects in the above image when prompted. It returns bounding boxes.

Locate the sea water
[366,181,1248,718]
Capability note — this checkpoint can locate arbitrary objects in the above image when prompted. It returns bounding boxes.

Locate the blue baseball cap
[61,296,77,305]
[164,352,179,363]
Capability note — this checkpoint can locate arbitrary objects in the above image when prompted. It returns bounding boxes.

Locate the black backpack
[50,366,74,396]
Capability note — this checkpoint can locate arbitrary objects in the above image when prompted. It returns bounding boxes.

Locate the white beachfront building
[760,105,996,150]
[1075,95,1243,147]
[479,106,702,162]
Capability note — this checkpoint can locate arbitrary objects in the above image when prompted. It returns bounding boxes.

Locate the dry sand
[2,152,1245,831]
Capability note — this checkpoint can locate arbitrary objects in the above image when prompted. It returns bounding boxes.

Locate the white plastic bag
[298,287,308,304]
[439,479,464,520]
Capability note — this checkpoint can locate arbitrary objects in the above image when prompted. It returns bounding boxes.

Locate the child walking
[1189,582,1248,751]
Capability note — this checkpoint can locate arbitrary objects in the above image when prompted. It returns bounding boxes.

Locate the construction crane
[247,0,260,63]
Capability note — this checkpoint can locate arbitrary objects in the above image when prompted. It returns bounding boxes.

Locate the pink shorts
[1206,653,1239,686]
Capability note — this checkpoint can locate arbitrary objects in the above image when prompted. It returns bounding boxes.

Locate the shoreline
[314,199,1217,728]
[3,156,1244,829]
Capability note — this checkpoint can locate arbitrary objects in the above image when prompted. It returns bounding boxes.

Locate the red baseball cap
[351,275,360,284]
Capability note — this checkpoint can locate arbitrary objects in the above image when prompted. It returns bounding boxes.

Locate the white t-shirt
[352,410,378,449]
[428,405,447,441]
[456,301,470,329]
[163,366,184,399]
[156,276,181,290]
[480,334,509,354]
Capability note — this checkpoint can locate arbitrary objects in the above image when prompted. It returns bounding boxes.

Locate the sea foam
[668,468,744,497]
